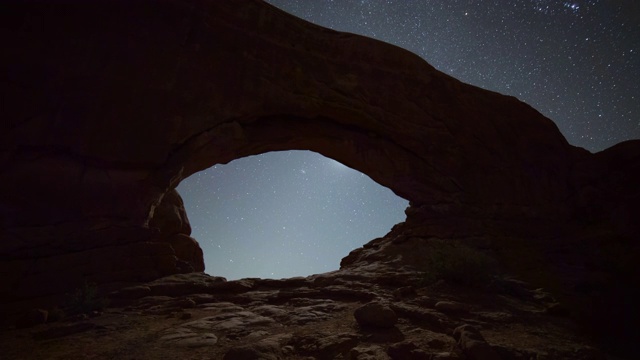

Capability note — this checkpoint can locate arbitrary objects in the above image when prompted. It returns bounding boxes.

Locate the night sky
[177,0,639,280]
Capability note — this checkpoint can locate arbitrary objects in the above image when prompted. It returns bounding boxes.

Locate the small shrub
[65,281,109,315]
[47,307,66,322]
[419,242,498,287]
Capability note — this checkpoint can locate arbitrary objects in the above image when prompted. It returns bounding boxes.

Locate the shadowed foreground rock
[0,0,638,357]
[0,271,610,359]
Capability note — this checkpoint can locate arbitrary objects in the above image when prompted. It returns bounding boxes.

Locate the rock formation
[1,0,638,356]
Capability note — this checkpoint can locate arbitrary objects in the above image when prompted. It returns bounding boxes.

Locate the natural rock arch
[2,0,575,226]
[1,0,639,328]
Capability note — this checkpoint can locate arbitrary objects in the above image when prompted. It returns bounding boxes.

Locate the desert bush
[47,307,66,322]
[65,281,108,315]
[419,241,498,287]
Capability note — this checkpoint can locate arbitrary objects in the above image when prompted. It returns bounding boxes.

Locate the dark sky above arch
[178,0,639,280]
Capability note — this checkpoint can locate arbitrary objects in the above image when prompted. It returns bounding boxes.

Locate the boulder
[354,302,398,328]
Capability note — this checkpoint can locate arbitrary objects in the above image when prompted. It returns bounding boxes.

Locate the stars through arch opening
[176,151,409,280]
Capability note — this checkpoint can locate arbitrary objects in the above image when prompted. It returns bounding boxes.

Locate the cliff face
[1,0,638,349]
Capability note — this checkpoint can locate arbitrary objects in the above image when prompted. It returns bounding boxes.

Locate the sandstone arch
[1,1,638,334]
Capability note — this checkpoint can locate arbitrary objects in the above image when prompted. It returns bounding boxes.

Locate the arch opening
[176,150,409,280]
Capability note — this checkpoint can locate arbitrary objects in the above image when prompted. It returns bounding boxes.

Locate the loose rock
[350,345,391,360]
[453,324,501,360]
[387,341,430,360]
[354,302,398,328]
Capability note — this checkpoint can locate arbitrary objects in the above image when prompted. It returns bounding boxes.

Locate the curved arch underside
[1,0,639,312]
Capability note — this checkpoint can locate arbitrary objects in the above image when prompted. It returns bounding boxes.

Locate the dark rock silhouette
[1,0,638,356]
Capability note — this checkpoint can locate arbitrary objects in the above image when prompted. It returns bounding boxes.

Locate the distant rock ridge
[1,0,638,353]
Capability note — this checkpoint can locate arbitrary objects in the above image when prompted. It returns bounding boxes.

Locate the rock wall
[1,1,638,341]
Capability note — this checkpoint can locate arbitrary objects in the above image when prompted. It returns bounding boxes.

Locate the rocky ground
[0,266,612,360]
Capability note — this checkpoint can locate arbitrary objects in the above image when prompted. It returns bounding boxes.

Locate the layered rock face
[1,0,638,349]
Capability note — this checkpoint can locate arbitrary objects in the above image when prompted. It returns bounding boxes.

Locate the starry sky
[177,151,407,280]
[177,0,639,280]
